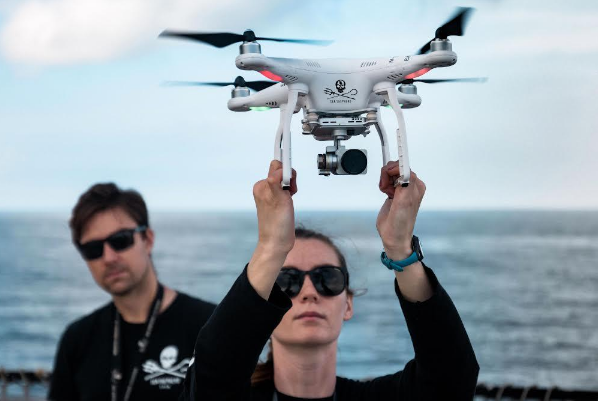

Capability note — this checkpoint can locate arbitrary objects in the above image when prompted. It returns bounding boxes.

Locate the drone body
[234,50,454,113]
[161,8,484,188]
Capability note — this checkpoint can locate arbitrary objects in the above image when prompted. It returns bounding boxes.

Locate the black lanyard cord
[111,283,164,401]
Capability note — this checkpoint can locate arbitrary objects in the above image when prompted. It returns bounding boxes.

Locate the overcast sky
[1,0,597,211]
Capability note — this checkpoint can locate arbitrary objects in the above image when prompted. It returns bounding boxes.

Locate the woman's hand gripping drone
[160,7,485,189]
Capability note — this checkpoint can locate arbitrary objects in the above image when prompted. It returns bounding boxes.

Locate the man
[49,183,215,400]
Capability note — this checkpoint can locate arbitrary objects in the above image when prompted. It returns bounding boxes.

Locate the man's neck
[272,340,337,399]
[112,268,160,324]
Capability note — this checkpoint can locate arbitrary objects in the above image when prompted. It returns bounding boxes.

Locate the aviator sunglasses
[276,266,348,298]
[77,226,147,260]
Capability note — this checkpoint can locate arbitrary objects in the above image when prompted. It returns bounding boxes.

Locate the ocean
[1,210,597,397]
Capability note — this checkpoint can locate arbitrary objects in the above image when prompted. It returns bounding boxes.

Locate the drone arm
[383,87,411,186]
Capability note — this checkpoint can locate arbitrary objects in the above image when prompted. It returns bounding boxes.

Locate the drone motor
[240,41,262,55]
[231,87,251,98]
[430,39,452,52]
[398,84,417,95]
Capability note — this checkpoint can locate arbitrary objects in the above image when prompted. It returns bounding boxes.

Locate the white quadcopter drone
[160,7,485,189]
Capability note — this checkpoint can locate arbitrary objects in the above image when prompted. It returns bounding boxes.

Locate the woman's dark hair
[70,182,149,244]
[251,227,352,385]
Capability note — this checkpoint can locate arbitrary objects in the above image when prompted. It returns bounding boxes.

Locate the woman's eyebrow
[281,264,342,271]
[312,264,343,269]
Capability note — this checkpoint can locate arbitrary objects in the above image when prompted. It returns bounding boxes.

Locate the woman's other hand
[376,161,426,260]
[248,160,298,299]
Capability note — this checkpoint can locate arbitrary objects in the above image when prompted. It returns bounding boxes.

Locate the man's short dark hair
[70,183,149,244]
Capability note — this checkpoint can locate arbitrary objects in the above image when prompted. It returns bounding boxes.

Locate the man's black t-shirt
[49,292,215,401]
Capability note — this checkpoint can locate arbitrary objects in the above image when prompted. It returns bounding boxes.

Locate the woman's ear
[343,293,354,321]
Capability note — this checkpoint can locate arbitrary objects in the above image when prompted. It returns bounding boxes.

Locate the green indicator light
[383,104,404,108]
[250,106,272,111]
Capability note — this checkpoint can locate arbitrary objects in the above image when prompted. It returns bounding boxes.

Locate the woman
[183,160,479,400]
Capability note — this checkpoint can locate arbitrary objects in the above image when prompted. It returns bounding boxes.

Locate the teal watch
[381,236,424,272]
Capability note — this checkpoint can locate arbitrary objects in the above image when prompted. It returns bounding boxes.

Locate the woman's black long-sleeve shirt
[182,265,479,400]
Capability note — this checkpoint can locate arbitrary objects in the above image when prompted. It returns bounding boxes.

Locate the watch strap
[381,250,419,272]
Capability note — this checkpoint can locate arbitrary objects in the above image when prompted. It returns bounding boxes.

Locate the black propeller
[401,77,487,84]
[159,29,332,48]
[416,7,474,55]
[163,76,278,92]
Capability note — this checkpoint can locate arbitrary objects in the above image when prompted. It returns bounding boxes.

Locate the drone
[160,7,485,189]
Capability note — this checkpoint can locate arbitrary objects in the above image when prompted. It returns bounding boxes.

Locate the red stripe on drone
[405,68,431,80]
[260,70,283,82]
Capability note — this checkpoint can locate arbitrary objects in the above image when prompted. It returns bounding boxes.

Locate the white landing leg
[372,107,391,167]
[274,108,284,162]
[277,89,299,189]
[384,87,411,187]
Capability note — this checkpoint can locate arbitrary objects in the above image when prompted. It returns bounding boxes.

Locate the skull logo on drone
[335,80,346,93]
[160,346,178,369]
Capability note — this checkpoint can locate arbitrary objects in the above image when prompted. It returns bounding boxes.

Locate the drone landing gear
[379,87,411,187]
[366,108,391,168]
[275,89,302,189]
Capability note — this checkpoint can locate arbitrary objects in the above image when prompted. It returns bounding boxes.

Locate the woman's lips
[295,311,325,320]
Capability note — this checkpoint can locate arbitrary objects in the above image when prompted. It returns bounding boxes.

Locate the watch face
[413,236,424,261]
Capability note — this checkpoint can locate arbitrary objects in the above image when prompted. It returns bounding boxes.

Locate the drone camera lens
[340,149,367,175]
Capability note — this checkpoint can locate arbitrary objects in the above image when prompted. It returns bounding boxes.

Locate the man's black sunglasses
[276,266,348,298]
[77,226,147,261]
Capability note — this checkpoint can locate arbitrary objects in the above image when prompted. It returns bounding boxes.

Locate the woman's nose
[299,275,319,302]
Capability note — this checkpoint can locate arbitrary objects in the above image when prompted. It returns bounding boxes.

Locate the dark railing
[474,383,598,401]
[1,369,598,401]
[0,369,50,400]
